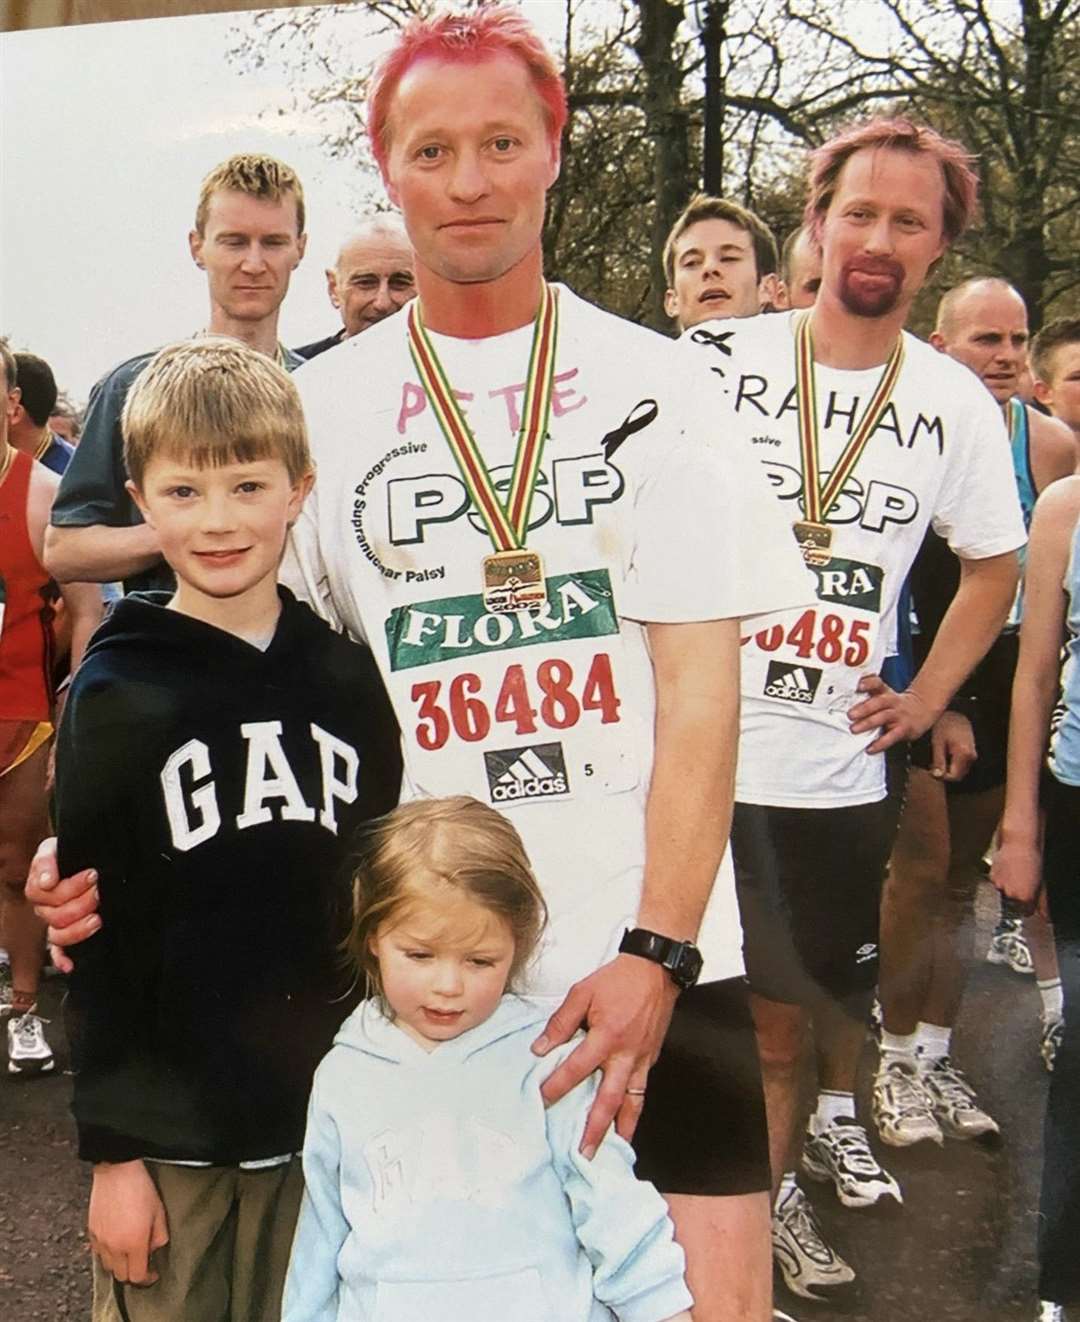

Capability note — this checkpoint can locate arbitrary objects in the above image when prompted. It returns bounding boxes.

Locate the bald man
[776,228,822,311]
[295,216,416,359]
[874,277,1076,1151]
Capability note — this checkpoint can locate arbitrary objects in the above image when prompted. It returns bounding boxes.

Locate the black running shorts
[633,976,770,1197]
[731,797,898,1009]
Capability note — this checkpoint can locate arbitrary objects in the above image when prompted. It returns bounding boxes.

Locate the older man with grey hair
[295,214,416,358]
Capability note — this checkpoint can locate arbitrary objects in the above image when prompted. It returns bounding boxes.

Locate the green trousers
[91,1158,304,1322]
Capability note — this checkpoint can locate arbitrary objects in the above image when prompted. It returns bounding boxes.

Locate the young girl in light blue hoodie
[282,795,693,1322]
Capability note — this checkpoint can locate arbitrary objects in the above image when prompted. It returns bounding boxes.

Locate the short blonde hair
[193,153,305,236]
[122,338,312,488]
[347,796,548,1005]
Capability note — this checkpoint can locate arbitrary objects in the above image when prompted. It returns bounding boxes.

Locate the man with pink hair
[679,118,1026,1309]
[30,8,812,1320]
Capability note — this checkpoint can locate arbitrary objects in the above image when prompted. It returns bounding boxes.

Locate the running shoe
[1037,1302,1065,1322]
[0,961,12,1018]
[772,1183,856,1302]
[1041,1017,1064,1073]
[921,1056,999,1141]
[872,1056,943,1147]
[986,918,1034,975]
[7,1009,55,1075]
[802,1117,903,1209]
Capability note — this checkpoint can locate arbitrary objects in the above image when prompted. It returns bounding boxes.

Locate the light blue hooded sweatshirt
[281,994,692,1322]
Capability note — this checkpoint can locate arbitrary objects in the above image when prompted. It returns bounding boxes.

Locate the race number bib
[383,568,641,804]
[740,555,884,717]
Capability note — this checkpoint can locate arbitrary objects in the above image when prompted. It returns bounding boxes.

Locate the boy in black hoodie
[55,338,401,1322]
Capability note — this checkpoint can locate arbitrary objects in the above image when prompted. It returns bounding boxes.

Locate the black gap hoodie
[57,587,401,1164]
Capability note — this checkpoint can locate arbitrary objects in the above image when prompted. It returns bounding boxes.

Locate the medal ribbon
[794,311,905,524]
[407,284,559,552]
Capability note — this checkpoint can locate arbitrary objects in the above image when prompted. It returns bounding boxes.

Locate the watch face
[674,945,703,989]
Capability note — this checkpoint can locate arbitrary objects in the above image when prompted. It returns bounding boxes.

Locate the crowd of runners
[2,6,1080,1322]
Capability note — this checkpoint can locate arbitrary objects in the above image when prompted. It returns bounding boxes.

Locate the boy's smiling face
[128,455,311,617]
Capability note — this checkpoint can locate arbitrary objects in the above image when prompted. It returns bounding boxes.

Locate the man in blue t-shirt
[44,153,309,596]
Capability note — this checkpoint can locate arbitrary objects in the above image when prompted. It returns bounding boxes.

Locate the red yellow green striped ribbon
[407,284,560,552]
[794,311,905,525]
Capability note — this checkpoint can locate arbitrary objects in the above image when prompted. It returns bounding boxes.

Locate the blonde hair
[347,796,548,1005]
[193,153,305,236]
[122,337,312,488]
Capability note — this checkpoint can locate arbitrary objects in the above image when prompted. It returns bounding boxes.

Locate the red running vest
[0,450,54,720]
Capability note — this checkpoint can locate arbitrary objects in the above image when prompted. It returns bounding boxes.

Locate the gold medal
[792,520,833,567]
[482,548,547,614]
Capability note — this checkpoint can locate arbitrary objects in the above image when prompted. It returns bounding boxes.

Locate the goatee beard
[838,258,904,318]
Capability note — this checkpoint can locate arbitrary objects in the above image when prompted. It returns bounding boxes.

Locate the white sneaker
[1037,1302,1065,1321]
[1041,1017,1064,1073]
[986,918,1035,975]
[802,1117,903,1209]
[772,1183,856,1302]
[7,1009,55,1075]
[921,1056,1000,1141]
[872,1056,943,1147]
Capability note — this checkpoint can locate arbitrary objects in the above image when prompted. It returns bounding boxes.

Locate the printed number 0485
[411,653,621,752]
[743,609,870,666]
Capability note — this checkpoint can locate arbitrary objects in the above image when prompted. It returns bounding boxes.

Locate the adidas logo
[764,660,822,704]
[484,743,570,804]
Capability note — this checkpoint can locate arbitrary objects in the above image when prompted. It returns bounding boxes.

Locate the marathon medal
[791,519,833,566]
[407,284,560,615]
[792,311,905,567]
[481,548,547,614]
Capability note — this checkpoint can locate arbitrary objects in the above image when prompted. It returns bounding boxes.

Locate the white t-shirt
[678,310,1027,809]
[285,286,810,993]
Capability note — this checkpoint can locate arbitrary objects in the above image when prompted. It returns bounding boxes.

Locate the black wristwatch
[619,927,703,991]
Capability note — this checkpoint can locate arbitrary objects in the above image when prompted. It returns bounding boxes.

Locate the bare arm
[26,466,104,670]
[59,579,105,673]
[536,619,739,1154]
[44,522,161,586]
[849,550,1019,752]
[994,477,1080,909]
[1029,409,1079,494]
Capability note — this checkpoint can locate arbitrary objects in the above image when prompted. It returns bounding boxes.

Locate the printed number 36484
[411,653,621,751]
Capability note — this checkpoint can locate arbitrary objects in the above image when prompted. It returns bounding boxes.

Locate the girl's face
[370,890,516,1051]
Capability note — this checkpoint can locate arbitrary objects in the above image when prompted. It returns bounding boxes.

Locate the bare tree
[229,0,1080,331]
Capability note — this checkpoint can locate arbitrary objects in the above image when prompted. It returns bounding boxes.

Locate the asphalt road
[0,881,1051,1321]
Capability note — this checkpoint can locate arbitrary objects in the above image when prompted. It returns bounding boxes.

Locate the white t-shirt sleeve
[620,395,816,624]
[281,479,352,637]
[931,376,1027,560]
